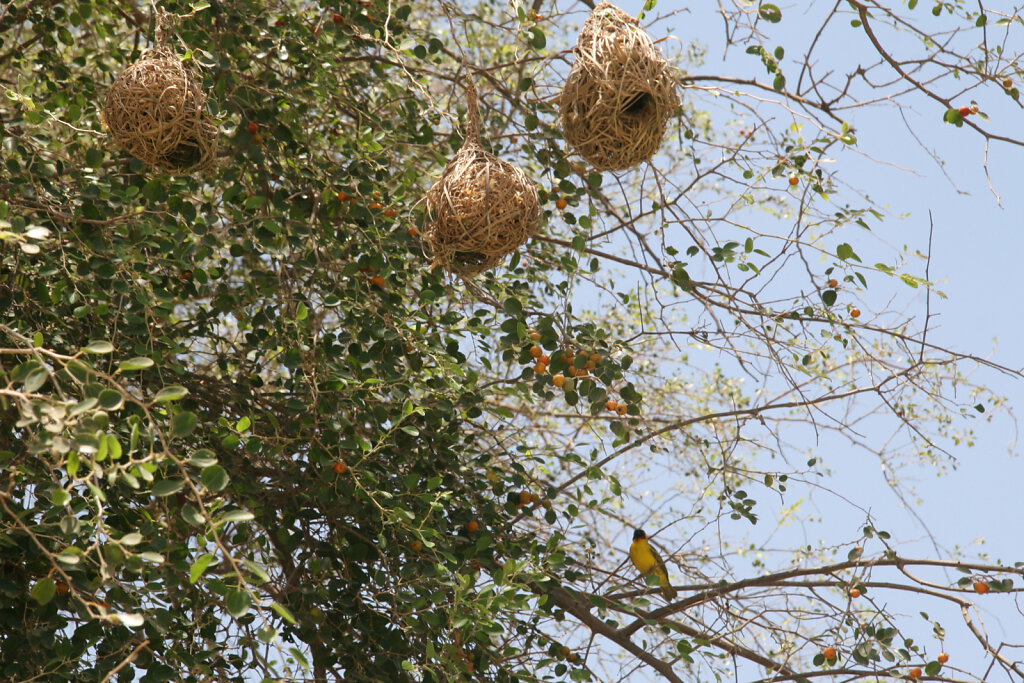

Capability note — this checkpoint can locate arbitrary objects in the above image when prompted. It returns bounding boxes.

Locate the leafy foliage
[2,0,1023,681]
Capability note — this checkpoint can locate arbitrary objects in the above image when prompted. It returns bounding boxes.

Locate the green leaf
[118,356,154,372]
[182,503,205,526]
[23,368,48,392]
[83,340,114,354]
[98,389,124,410]
[67,451,80,478]
[105,434,123,461]
[528,27,546,50]
[201,464,229,491]
[170,411,198,438]
[120,532,143,546]
[190,553,217,584]
[272,601,298,624]
[50,488,71,507]
[836,243,860,262]
[153,385,189,403]
[113,613,145,627]
[189,449,218,468]
[503,297,523,317]
[235,416,251,432]
[227,589,252,617]
[217,509,254,524]
[31,578,57,605]
[759,3,782,23]
[243,560,271,584]
[151,479,185,496]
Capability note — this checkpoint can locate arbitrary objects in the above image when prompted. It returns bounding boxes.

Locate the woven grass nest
[560,1,678,171]
[103,42,217,174]
[424,83,540,276]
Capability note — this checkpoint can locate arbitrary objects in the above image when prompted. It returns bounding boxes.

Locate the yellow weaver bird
[629,528,677,600]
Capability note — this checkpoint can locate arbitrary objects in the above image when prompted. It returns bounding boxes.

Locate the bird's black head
[632,528,647,541]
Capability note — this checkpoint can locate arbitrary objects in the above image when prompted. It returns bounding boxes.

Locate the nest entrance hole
[454,251,488,267]
[622,91,654,116]
[160,138,203,169]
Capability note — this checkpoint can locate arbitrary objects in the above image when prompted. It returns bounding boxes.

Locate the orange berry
[332,12,343,23]
[55,581,70,595]
[540,354,551,365]
[383,208,397,218]
[533,362,547,374]
[827,279,838,288]
[585,360,597,371]
[370,275,386,287]
[850,307,861,318]
[605,399,618,411]
[555,198,568,210]
[849,588,861,598]
[410,540,423,552]
[552,373,566,387]
[1003,78,1013,88]
[616,403,627,415]
[789,175,799,186]
[566,366,578,377]
[559,645,571,658]
[958,105,972,117]
[368,202,383,210]
[528,330,541,341]
[937,653,949,664]
[519,491,532,505]
[333,461,348,474]
[529,345,543,359]
[974,580,990,594]
[466,521,479,533]
[407,226,420,237]
[566,652,578,663]
[528,492,540,503]
[909,667,922,679]
[247,122,260,133]
[589,352,601,363]
[823,646,837,660]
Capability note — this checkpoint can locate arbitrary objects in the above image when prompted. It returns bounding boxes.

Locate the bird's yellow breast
[629,539,657,573]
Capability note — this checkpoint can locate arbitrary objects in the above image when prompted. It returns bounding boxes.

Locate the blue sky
[552,0,1024,677]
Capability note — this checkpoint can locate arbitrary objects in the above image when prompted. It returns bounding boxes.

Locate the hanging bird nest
[102,11,217,174]
[423,82,540,276]
[560,1,678,171]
